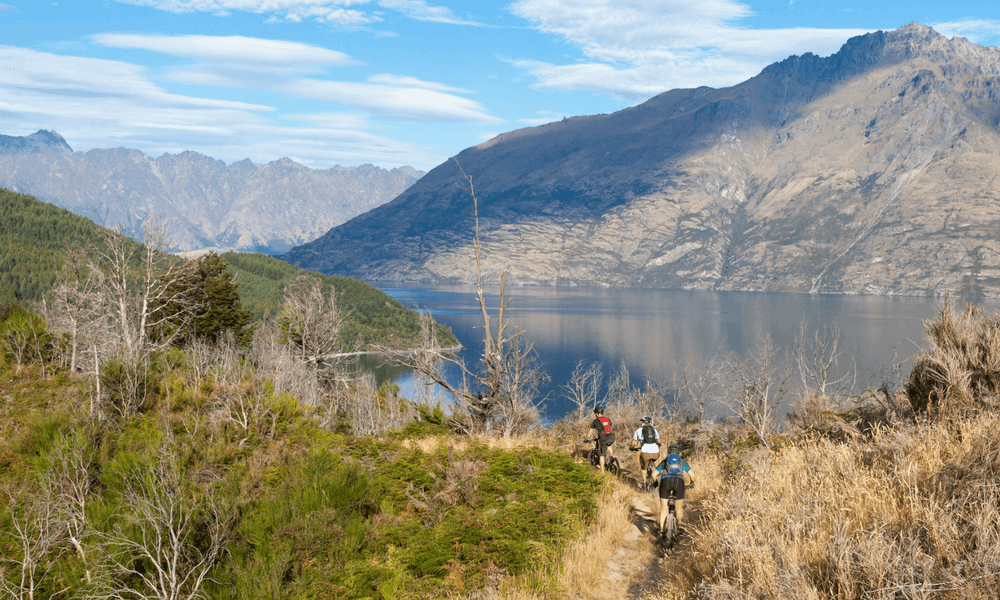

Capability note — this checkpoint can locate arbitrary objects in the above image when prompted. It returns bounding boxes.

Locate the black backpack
[641,425,656,445]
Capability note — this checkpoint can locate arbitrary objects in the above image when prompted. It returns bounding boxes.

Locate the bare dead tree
[92,446,228,600]
[0,313,48,374]
[43,434,95,586]
[348,373,417,436]
[561,360,604,421]
[676,355,725,423]
[0,482,68,600]
[91,219,203,364]
[378,165,545,436]
[495,335,548,437]
[41,246,106,375]
[720,334,791,446]
[277,274,351,368]
[795,319,855,398]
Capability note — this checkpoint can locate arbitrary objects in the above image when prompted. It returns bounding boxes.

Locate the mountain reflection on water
[378,284,997,425]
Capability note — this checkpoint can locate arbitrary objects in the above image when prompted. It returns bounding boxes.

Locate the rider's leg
[657,497,669,532]
[675,498,684,525]
[599,454,605,473]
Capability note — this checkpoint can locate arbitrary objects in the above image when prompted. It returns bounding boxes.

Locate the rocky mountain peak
[281,23,1000,299]
[0,130,72,154]
[0,136,425,254]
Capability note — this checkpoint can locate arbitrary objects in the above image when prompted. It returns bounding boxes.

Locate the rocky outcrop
[0,134,423,254]
[283,23,1000,297]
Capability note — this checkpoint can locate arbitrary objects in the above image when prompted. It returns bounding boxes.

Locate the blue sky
[0,1,997,171]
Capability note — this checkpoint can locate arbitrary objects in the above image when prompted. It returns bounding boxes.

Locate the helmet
[640,415,652,424]
[593,406,605,415]
[668,443,679,453]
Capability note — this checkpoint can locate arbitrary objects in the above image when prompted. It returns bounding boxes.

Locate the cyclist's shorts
[596,433,615,455]
[639,452,659,469]
[659,476,686,500]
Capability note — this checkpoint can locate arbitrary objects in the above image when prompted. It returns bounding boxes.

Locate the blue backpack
[662,453,684,479]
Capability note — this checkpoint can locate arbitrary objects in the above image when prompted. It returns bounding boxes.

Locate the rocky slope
[0,131,423,254]
[284,23,1000,297]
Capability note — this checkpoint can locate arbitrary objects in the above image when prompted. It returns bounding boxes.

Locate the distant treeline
[222,251,457,348]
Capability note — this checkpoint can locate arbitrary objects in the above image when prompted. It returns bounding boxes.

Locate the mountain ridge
[283,23,1000,298]
[0,133,423,254]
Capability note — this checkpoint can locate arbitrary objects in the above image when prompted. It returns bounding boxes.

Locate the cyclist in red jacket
[587,406,615,473]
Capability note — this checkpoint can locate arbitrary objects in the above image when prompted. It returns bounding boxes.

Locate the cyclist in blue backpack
[653,443,695,538]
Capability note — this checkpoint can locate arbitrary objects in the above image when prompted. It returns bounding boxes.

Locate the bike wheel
[588,449,599,469]
[608,457,622,478]
[665,514,678,549]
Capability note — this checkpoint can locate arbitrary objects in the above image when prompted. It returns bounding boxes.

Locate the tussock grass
[644,414,1000,599]
[907,297,1000,419]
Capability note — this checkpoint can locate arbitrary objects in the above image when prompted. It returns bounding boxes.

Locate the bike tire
[665,514,678,549]
[608,457,622,478]
[588,448,599,469]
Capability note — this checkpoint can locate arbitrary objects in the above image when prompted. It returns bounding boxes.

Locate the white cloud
[932,19,1000,44]
[517,112,564,126]
[114,0,476,26]
[376,0,478,25]
[91,34,356,70]
[368,73,472,93]
[508,0,869,98]
[94,34,501,123]
[0,46,441,168]
[288,79,502,122]
[283,112,369,129]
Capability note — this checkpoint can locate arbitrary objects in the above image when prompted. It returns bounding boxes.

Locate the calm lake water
[379,284,999,424]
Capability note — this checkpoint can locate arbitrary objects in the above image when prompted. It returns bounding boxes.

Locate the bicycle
[642,455,657,493]
[659,482,694,550]
[584,439,621,477]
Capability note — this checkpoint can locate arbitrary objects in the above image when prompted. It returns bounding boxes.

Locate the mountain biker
[653,443,695,538]
[629,416,660,490]
[587,406,615,473]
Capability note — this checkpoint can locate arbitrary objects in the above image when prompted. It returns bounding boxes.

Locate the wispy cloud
[114,0,478,26]
[287,79,501,122]
[88,33,497,123]
[368,73,472,93]
[508,0,869,98]
[517,111,564,125]
[0,45,442,168]
[932,19,1000,44]
[376,0,479,25]
[91,34,356,71]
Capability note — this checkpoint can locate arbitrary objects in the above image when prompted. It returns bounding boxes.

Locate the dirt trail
[601,456,700,600]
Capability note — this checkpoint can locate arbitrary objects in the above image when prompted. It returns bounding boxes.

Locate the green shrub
[99,357,160,417]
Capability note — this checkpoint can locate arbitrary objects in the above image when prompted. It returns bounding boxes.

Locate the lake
[379,284,998,424]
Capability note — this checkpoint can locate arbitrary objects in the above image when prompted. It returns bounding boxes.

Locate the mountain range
[0,131,423,254]
[283,23,1000,298]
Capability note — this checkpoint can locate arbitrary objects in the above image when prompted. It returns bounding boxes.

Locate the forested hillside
[0,188,119,303]
[0,187,456,351]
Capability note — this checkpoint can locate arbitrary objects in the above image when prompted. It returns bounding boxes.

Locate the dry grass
[556,481,637,599]
[907,297,1000,419]
[640,413,1000,599]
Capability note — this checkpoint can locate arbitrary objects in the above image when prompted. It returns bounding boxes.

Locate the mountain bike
[660,482,694,550]
[642,455,658,494]
[584,439,621,477]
